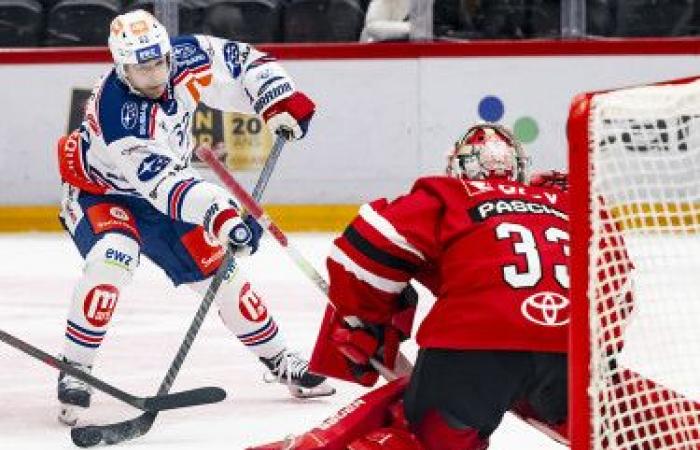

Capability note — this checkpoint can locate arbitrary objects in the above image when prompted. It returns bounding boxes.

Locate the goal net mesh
[582,78,700,449]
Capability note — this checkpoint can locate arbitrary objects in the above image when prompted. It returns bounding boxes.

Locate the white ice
[0,233,565,450]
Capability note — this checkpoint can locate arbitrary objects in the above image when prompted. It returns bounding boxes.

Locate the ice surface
[0,233,565,450]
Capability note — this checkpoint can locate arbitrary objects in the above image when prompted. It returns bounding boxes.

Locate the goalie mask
[108,10,172,96]
[447,123,529,182]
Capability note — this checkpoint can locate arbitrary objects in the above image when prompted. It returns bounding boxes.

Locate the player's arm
[194,35,315,140]
[311,188,442,385]
[107,136,262,256]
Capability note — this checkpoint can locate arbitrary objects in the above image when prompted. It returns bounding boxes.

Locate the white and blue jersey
[60,34,296,230]
[58,35,298,284]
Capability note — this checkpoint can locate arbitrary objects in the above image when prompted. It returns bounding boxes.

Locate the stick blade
[71,412,156,447]
[144,386,227,411]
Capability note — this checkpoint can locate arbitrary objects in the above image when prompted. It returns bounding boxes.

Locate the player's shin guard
[59,234,138,425]
[413,410,489,450]
[189,265,334,398]
[189,264,286,359]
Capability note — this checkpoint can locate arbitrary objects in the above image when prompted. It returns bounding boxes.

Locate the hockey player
[248,124,571,449]
[56,9,334,426]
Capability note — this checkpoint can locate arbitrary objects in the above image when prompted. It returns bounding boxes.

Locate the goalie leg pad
[246,377,409,450]
[413,410,487,450]
[348,428,424,450]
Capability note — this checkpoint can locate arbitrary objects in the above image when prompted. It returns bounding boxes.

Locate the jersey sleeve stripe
[352,216,425,268]
[343,225,419,273]
[358,203,426,261]
[335,236,409,282]
[147,104,158,138]
[328,243,408,294]
[168,178,198,220]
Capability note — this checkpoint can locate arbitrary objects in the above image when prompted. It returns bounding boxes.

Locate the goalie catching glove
[310,285,418,387]
[529,170,568,191]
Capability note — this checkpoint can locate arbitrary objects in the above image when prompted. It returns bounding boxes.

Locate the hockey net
[569,77,700,450]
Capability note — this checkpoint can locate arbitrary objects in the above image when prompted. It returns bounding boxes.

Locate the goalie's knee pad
[413,410,488,450]
[348,428,425,450]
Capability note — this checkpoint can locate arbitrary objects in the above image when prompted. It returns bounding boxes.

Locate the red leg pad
[246,378,410,450]
[348,428,425,450]
[413,410,488,450]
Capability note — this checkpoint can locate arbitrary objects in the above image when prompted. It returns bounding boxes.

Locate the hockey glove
[331,286,417,386]
[529,170,569,191]
[262,91,315,140]
[211,209,263,257]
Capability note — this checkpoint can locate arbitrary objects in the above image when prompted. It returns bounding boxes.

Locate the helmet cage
[447,123,529,182]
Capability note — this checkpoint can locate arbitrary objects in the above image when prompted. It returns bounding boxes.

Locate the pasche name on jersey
[469,198,568,222]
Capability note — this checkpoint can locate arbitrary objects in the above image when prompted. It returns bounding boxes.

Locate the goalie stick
[198,146,414,379]
[0,329,226,412]
[70,134,287,448]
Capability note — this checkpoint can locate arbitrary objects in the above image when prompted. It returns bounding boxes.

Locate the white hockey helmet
[447,123,529,182]
[108,9,171,67]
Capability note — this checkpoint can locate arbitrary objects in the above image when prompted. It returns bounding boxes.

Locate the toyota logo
[521,292,569,327]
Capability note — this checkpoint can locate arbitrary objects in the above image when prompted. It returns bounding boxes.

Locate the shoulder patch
[98,72,154,144]
[120,101,139,129]
[222,42,242,78]
[171,35,210,75]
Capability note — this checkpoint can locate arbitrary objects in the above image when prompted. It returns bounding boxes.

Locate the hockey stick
[0,329,225,412]
[198,147,413,380]
[70,135,287,448]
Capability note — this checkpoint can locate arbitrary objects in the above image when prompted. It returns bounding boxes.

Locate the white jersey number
[495,222,569,289]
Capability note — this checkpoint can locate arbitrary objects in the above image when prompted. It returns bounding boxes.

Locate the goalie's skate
[260,350,335,399]
[57,356,92,426]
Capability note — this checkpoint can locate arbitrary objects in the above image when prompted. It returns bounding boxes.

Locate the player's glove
[211,209,263,257]
[262,91,315,140]
[529,170,569,191]
[331,286,417,386]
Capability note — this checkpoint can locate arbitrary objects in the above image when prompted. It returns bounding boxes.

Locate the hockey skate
[57,356,93,426]
[260,350,336,399]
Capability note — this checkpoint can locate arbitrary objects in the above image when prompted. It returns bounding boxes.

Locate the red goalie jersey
[326,175,570,354]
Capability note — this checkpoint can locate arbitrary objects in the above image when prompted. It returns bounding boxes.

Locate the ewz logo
[105,247,134,267]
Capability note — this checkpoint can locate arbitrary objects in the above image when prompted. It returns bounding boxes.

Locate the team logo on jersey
[121,101,139,129]
[174,43,198,59]
[238,282,268,323]
[521,292,569,327]
[83,284,119,327]
[109,206,129,221]
[463,180,495,196]
[173,42,206,67]
[223,43,241,79]
[137,154,171,181]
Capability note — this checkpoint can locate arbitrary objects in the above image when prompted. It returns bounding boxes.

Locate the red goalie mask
[447,123,528,182]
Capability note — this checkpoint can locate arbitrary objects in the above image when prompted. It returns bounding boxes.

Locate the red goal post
[568,76,700,450]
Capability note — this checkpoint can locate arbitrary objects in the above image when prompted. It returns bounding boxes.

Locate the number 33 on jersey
[326,176,570,354]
